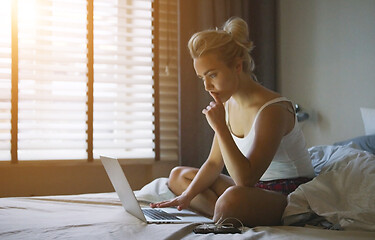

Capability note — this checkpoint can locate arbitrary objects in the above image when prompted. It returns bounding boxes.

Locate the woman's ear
[234,58,243,74]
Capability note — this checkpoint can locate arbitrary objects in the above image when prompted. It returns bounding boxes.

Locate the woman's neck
[231,73,260,108]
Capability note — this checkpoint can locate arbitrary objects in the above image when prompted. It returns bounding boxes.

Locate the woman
[150,17,315,227]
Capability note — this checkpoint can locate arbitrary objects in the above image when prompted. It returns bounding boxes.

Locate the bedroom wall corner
[277,0,375,146]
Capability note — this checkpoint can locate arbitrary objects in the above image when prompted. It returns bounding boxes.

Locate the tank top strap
[226,97,292,137]
[253,97,292,124]
[225,101,229,124]
[225,101,234,133]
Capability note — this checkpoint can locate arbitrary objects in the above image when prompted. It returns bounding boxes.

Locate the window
[0,0,12,161]
[93,0,155,159]
[0,0,178,162]
[17,0,88,160]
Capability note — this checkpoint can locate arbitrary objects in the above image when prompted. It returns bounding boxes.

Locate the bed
[1,135,375,239]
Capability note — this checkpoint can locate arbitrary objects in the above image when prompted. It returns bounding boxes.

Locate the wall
[0,160,177,197]
[277,0,375,146]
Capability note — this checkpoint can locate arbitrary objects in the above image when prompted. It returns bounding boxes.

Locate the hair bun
[222,17,253,51]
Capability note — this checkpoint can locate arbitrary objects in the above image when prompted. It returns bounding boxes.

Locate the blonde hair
[188,17,256,78]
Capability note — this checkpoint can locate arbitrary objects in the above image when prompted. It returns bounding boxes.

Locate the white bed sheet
[0,192,191,240]
[1,177,375,239]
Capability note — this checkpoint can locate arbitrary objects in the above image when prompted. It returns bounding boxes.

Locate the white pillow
[360,107,375,135]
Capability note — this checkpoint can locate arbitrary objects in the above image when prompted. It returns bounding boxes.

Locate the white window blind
[93,0,155,159]
[0,0,12,161]
[159,0,179,161]
[0,0,179,162]
[17,0,88,160]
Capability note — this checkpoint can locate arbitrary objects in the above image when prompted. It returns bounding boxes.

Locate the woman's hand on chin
[202,93,227,133]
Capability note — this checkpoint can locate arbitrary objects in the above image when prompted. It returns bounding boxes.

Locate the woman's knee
[168,166,183,182]
[214,186,287,226]
[168,166,194,182]
[167,166,197,195]
[214,186,243,220]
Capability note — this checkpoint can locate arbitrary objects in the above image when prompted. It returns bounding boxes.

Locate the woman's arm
[181,134,224,201]
[204,94,293,187]
[151,134,224,210]
[218,105,291,186]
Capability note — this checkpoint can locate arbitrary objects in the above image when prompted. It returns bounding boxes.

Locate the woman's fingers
[150,195,189,211]
[150,200,167,208]
[210,92,222,104]
[202,105,212,114]
[159,200,178,208]
[202,102,217,115]
[202,94,226,132]
[150,198,179,208]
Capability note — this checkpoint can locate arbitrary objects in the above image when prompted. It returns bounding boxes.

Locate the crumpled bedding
[134,177,176,204]
[1,145,375,239]
[283,145,375,231]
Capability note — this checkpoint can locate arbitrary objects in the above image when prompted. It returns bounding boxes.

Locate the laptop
[100,155,213,224]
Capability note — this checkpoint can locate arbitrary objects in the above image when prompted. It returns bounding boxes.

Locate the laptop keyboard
[142,208,181,220]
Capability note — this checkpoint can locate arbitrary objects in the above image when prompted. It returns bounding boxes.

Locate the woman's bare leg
[214,186,287,227]
[167,166,234,217]
[166,166,287,226]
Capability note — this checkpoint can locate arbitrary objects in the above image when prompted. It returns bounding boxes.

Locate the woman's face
[193,53,239,102]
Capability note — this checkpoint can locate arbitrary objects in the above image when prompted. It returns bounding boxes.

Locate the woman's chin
[217,94,230,103]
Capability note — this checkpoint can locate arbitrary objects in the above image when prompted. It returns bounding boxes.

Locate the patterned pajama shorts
[255,177,312,195]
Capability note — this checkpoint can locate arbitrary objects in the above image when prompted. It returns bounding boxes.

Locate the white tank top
[225,97,315,181]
